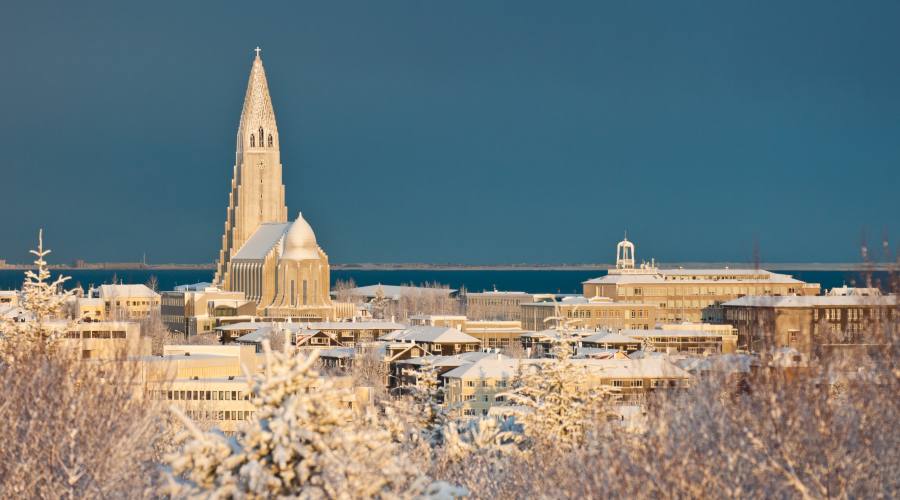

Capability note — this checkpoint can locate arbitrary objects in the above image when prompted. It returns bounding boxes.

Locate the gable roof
[232,222,291,260]
[380,326,480,344]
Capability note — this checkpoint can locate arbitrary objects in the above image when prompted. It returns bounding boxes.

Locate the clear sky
[1,1,898,265]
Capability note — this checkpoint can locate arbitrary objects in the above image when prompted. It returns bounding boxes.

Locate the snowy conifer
[167,344,457,498]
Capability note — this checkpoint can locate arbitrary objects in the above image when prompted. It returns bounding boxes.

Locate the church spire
[237,47,278,154]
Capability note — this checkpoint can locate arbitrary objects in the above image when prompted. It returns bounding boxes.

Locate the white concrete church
[213,49,336,320]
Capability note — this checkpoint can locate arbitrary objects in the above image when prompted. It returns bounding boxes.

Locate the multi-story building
[161,284,252,336]
[721,291,897,355]
[620,324,738,355]
[582,237,820,323]
[442,355,692,418]
[380,326,482,356]
[410,315,527,350]
[466,291,535,321]
[520,296,658,331]
[48,320,149,359]
[0,290,18,306]
[93,284,161,320]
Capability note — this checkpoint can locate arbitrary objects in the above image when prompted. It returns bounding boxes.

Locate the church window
[290,280,295,306]
[250,134,255,147]
[268,134,273,147]
[259,127,264,145]
[303,280,308,305]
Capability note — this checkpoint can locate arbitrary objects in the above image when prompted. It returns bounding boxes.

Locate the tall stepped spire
[236,47,279,157]
[214,48,288,288]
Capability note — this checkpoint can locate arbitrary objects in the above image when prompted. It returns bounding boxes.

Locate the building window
[268,134,273,147]
[250,134,255,147]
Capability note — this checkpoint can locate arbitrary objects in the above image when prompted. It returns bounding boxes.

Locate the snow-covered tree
[498,324,606,449]
[166,344,458,498]
[0,230,72,361]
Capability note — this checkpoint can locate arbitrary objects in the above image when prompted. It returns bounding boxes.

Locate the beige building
[50,320,149,359]
[722,292,897,355]
[442,355,692,418]
[212,50,336,321]
[582,237,820,323]
[160,284,252,336]
[93,284,161,320]
[620,324,738,355]
[409,314,529,350]
[0,290,18,307]
[520,296,658,331]
[466,291,535,321]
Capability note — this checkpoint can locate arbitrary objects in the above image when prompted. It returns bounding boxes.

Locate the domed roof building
[213,51,336,320]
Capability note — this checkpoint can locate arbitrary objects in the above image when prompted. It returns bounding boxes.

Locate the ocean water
[0,269,891,295]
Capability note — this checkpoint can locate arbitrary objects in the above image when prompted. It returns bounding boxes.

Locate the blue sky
[1,1,898,264]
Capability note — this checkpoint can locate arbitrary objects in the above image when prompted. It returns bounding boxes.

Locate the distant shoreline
[0,262,894,272]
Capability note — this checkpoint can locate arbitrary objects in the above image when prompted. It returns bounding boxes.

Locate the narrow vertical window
[268,134,273,147]
[250,134,255,147]
[303,280,308,305]
[259,127,264,145]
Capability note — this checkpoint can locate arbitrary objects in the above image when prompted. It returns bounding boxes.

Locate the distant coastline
[0,262,893,272]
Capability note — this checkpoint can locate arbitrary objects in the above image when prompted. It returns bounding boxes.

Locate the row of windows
[64,331,127,339]
[464,379,508,388]
[183,409,254,422]
[153,389,250,401]
[624,286,789,297]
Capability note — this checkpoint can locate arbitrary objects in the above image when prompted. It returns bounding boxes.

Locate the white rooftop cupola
[616,233,635,270]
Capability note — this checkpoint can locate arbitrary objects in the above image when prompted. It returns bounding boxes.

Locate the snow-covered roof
[380,326,480,344]
[723,295,898,308]
[339,284,457,300]
[621,328,732,338]
[232,222,291,260]
[583,268,807,285]
[216,321,272,331]
[581,331,641,345]
[318,347,356,359]
[97,284,160,298]
[576,357,692,379]
[395,350,498,368]
[442,356,540,380]
[77,298,105,306]
[173,282,214,292]
[300,321,405,331]
[675,353,759,374]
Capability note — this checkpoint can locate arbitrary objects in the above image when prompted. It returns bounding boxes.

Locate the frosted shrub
[167,345,457,498]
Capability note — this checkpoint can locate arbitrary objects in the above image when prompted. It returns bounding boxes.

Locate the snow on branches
[166,343,463,499]
[0,230,72,360]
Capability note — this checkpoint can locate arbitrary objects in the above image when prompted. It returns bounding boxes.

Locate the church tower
[214,48,288,288]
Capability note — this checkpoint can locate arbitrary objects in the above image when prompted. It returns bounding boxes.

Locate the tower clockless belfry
[213,48,334,320]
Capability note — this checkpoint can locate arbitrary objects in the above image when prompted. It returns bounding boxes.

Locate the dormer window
[268,134,273,147]
[249,134,255,147]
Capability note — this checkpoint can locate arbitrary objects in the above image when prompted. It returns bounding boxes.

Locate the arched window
[268,134,273,147]
[258,127,264,146]
[249,134,255,147]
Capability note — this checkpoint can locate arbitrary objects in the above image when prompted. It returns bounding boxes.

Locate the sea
[0,269,891,295]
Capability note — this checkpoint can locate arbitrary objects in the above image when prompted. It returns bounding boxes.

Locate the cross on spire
[254,46,262,58]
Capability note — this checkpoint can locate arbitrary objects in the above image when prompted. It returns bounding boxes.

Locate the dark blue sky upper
[1,1,898,264]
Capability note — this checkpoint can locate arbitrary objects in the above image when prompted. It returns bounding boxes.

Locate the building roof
[722,295,898,308]
[395,350,498,369]
[96,284,160,299]
[621,328,731,338]
[232,222,291,260]
[300,321,405,331]
[172,282,214,292]
[339,284,457,300]
[380,326,480,344]
[583,268,807,285]
[575,357,692,379]
[581,331,641,345]
[441,356,539,380]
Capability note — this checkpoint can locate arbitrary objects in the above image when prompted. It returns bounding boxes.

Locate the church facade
[213,50,334,321]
